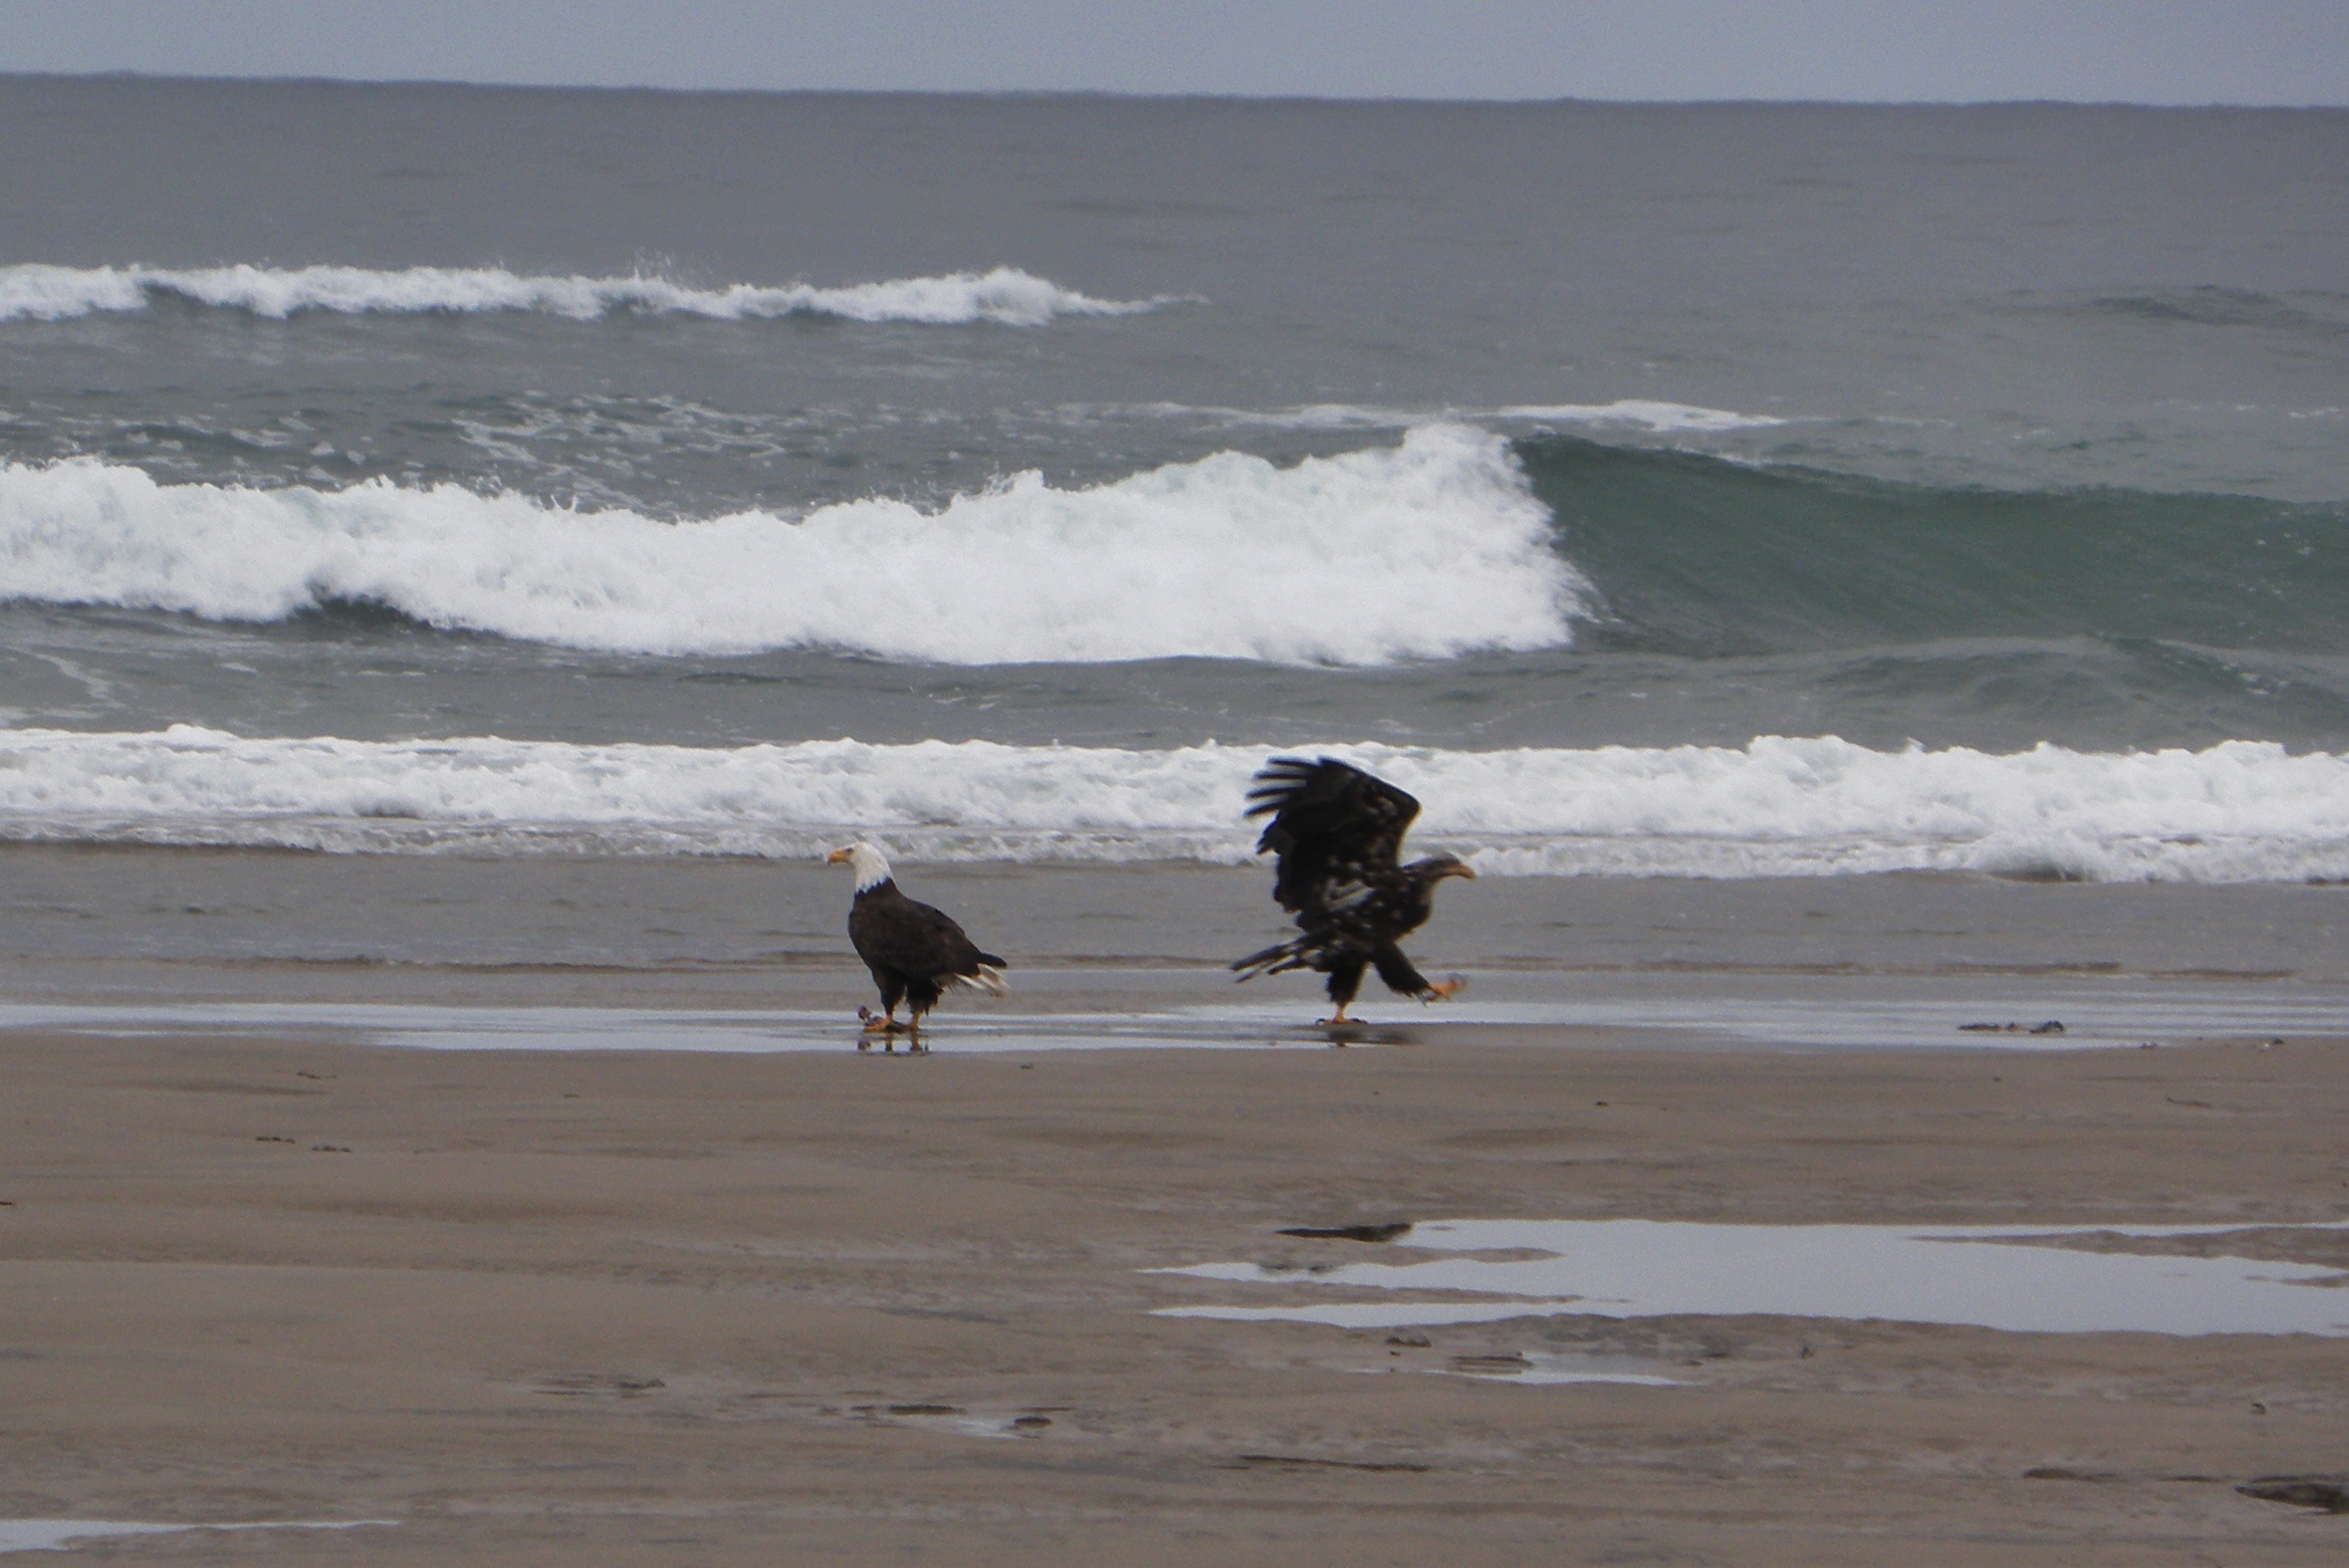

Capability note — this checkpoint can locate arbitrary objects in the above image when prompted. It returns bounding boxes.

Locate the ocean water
[4,80,2346,888]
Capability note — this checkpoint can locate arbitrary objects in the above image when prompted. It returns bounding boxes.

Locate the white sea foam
[0,263,1170,325]
[1492,399,1788,433]
[0,730,2340,883]
[0,425,1577,664]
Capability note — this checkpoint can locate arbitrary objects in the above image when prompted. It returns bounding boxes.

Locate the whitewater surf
[3,83,2342,885]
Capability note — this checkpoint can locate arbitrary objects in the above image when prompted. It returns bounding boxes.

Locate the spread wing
[1243,756,1419,914]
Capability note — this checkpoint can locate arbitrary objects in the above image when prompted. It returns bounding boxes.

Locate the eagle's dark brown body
[1231,756,1474,1023]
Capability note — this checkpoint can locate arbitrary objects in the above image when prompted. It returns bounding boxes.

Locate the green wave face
[1522,436,2349,660]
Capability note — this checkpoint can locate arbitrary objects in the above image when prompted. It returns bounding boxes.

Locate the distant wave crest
[0,731,2340,883]
[0,262,1172,325]
[0,425,1579,664]
[1138,398,1785,434]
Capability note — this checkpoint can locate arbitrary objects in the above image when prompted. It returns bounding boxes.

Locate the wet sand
[6,1012,2349,1564]
[3,845,2344,1007]
[4,851,2348,1560]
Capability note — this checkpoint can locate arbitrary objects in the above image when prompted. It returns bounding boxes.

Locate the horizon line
[5,70,2345,112]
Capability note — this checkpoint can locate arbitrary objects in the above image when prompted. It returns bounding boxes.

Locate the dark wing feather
[1243,756,1419,913]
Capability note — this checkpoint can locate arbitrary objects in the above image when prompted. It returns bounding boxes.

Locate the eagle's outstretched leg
[1374,947,1464,1005]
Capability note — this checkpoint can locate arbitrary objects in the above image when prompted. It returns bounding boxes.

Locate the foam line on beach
[0,262,1173,325]
[0,426,1576,663]
[0,729,2341,883]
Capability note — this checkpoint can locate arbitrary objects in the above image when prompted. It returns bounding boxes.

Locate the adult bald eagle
[1230,756,1475,1023]
[827,843,1006,1052]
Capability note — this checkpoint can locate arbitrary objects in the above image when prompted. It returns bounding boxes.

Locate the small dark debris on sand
[1961,1020,2066,1034]
[537,1374,665,1397]
[1277,1222,1412,1243]
[2237,1475,2349,1513]
[1233,1453,1430,1473]
[2027,1467,2227,1488]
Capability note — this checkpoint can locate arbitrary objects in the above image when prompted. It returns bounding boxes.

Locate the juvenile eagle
[827,843,1006,1052]
[1230,757,1475,1023]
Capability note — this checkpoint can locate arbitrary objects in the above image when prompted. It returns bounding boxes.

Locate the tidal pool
[0,1520,394,1556]
[1152,1219,2349,1336]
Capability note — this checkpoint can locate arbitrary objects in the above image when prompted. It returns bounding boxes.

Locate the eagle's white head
[825,842,894,893]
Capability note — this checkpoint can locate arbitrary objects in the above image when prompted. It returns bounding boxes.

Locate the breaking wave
[0,425,1576,664]
[0,729,2341,883]
[0,263,1171,326]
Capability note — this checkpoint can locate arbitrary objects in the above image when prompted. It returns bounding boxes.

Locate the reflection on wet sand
[1154,1219,2349,1336]
[0,1520,394,1556]
[4,972,2345,1056]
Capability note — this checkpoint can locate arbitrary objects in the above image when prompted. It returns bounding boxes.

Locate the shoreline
[1,843,2342,1006]
[4,964,2344,1056]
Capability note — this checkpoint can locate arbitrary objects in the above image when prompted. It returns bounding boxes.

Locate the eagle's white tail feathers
[949,965,1010,999]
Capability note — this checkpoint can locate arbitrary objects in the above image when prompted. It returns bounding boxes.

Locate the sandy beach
[5,853,2347,1564]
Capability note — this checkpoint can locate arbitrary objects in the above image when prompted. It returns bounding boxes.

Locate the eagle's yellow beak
[825,847,852,864]
[1447,862,1478,880]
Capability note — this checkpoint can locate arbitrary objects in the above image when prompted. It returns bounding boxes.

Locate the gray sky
[4,1,2345,103]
